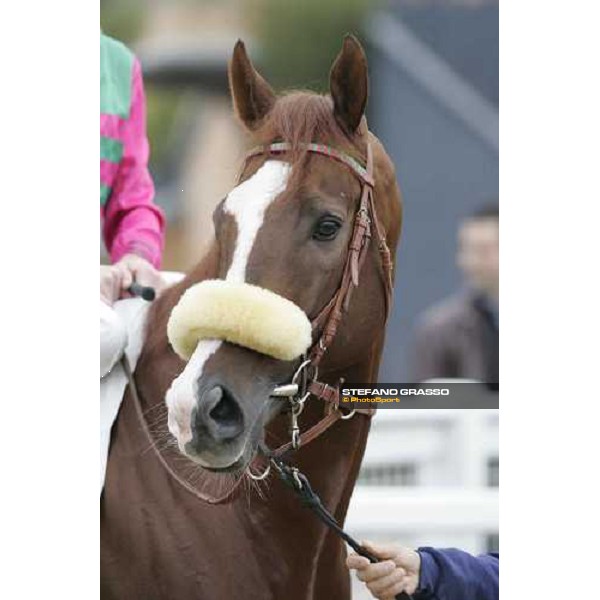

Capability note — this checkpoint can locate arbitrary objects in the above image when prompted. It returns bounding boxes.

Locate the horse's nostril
[209,391,236,422]
[201,385,244,442]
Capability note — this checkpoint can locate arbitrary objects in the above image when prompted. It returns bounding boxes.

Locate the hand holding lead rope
[271,459,413,600]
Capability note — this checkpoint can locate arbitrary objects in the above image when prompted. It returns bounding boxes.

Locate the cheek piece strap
[248,141,394,443]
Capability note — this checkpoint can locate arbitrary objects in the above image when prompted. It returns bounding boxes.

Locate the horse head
[162,36,402,474]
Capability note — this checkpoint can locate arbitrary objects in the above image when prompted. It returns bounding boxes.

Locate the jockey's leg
[100,300,128,378]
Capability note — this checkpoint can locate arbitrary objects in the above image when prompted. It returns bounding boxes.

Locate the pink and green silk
[100,34,164,268]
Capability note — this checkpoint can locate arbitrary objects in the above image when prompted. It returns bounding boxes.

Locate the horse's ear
[228,40,275,130]
[329,35,368,135]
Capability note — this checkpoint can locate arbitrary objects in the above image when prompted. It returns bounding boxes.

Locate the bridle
[123,139,410,599]
[126,138,395,493]
[243,140,394,472]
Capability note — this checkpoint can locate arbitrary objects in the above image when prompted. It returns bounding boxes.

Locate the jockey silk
[100,34,165,267]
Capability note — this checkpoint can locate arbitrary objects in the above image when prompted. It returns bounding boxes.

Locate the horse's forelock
[254,92,366,191]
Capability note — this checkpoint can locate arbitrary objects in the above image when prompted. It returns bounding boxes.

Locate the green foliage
[248,0,377,92]
[100,0,179,172]
[145,87,184,172]
[100,0,145,44]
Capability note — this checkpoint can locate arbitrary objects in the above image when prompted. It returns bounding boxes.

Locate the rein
[271,458,413,600]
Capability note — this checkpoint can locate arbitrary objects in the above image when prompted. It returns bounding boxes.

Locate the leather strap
[269,410,343,458]
[306,143,393,367]
[308,381,375,417]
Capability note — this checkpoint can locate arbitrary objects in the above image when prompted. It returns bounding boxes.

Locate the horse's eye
[312,216,342,241]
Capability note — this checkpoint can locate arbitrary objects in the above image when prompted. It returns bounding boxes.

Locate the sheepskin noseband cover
[167,280,313,361]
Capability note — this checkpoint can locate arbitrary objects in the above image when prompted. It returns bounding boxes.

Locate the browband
[245,142,374,187]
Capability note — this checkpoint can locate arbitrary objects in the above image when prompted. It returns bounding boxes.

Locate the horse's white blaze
[166,339,222,448]
[223,160,290,282]
[166,161,290,452]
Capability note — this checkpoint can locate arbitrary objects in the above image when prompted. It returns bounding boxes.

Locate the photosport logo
[340,382,499,409]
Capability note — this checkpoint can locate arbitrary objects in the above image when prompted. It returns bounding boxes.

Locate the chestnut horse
[101,36,403,600]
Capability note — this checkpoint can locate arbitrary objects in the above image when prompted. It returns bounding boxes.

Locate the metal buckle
[270,459,303,491]
[339,408,356,420]
[292,358,312,386]
[271,358,312,399]
[247,462,271,481]
[270,357,315,451]
[271,383,299,398]
[291,467,303,490]
[291,424,300,449]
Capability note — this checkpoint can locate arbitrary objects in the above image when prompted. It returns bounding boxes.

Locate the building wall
[367,11,499,382]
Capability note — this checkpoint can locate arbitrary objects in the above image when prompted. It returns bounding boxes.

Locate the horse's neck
[322,325,385,384]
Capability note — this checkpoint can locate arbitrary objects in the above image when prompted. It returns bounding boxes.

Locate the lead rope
[250,142,408,599]
[271,458,413,600]
[124,357,411,599]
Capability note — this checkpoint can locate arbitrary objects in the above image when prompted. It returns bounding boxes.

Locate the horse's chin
[177,437,258,475]
[201,456,248,474]
[179,447,245,472]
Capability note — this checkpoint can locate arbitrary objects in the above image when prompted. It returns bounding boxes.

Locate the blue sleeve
[414,547,499,600]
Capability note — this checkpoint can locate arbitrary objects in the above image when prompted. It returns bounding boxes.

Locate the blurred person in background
[100,32,165,377]
[347,541,498,600]
[410,205,499,389]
